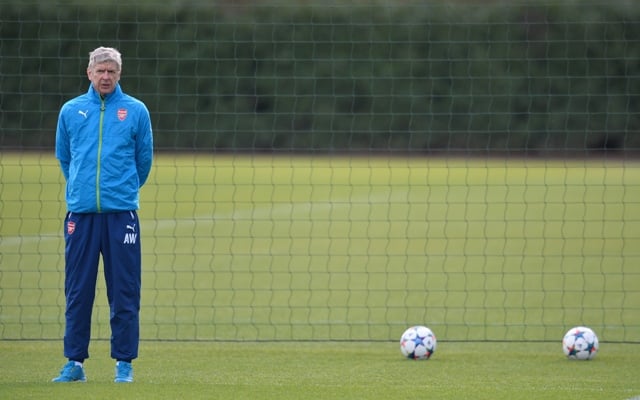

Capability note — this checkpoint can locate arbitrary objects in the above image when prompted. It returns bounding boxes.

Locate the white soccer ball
[400,325,437,360]
[562,326,599,360]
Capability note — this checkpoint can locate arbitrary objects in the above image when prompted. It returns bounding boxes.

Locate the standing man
[52,47,153,383]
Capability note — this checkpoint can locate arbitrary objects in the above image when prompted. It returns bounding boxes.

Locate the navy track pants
[62,211,141,361]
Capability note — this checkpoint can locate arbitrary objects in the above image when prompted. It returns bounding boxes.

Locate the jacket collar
[87,83,123,103]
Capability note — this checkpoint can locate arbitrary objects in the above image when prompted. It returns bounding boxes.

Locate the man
[52,47,153,383]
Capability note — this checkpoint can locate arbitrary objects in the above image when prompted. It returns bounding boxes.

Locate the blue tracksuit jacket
[56,83,153,213]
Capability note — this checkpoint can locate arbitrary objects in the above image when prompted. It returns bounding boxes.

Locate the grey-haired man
[52,47,153,383]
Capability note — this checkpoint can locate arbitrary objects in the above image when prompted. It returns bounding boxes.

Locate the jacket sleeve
[135,104,153,187]
[55,106,71,180]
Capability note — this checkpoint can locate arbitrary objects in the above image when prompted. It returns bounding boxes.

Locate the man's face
[87,61,120,96]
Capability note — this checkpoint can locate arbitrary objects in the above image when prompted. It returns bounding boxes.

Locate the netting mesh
[1,1,639,342]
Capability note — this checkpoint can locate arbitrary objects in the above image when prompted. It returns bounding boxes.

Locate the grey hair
[88,47,122,70]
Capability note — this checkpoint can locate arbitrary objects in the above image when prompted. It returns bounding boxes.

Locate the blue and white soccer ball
[562,326,599,360]
[400,325,437,360]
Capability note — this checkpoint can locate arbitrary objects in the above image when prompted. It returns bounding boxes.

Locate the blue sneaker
[52,361,86,382]
[114,361,133,383]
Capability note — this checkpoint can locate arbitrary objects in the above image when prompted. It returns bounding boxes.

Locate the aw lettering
[124,223,137,244]
[123,232,138,244]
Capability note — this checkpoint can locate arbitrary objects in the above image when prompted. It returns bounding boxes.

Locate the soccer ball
[562,326,599,360]
[400,325,437,360]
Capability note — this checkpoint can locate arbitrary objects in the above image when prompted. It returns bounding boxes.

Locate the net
[1,0,639,342]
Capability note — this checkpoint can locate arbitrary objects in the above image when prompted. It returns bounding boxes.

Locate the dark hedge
[1,2,639,153]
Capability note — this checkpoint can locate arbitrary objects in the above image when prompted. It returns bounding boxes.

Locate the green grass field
[0,340,638,399]
[1,152,639,399]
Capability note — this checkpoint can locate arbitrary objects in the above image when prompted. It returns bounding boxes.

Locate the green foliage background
[1,0,639,152]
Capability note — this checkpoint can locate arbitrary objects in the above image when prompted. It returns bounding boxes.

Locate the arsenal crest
[67,220,76,235]
[117,108,128,121]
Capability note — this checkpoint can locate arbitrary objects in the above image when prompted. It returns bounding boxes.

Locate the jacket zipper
[97,98,105,212]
